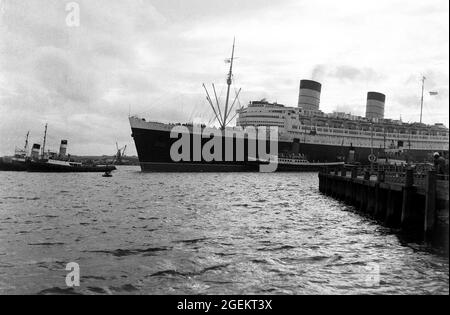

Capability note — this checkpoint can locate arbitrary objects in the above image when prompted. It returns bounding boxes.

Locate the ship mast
[24,131,29,151]
[203,38,241,129]
[41,123,48,159]
[419,76,425,124]
[223,37,236,128]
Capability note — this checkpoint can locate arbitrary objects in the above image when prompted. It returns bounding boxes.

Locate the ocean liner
[130,41,449,172]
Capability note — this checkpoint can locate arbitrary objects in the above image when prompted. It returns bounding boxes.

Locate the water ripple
[0,167,448,295]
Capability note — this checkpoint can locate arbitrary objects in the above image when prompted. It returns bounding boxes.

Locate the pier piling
[318,166,449,252]
[401,168,417,230]
[424,170,436,240]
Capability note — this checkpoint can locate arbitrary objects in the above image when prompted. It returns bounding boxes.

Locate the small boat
[276,157,345,172]
[247,154,345,172]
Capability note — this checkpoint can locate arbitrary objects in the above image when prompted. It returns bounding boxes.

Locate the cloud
[31,46,100,103]
[0,0,170,155]
[332,66,382,82]
[0,0,448,156]
[311,64,382,83]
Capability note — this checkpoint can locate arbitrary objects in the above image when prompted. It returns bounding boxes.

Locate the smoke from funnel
[311,65,326,82]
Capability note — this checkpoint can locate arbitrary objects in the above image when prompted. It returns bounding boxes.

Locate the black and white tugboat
[26,124,116,173]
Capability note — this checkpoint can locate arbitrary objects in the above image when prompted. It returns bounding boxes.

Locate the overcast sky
[0,0,448,156]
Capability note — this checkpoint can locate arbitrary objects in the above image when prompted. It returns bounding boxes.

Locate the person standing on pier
[433,152,448,175]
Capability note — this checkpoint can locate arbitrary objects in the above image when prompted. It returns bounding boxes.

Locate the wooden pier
[319,165,449,252]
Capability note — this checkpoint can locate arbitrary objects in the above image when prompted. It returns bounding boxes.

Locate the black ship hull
[131,126,439,172]
[0,158,27,171]
[26,161,116,173]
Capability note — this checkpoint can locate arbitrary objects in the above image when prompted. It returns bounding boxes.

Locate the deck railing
[323,163,448,188]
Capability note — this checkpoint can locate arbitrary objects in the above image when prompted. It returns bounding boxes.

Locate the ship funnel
[365,92,385,120]
[59,140,68,157]
[298,80,322,111]
[31,144,41,159]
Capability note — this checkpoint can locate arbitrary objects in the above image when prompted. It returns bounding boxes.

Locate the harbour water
[0,167,448,295]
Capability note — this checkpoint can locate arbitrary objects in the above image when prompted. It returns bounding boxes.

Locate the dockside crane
[115,142,127,164]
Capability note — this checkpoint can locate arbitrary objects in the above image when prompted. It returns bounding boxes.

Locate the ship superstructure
[236,84,448,162]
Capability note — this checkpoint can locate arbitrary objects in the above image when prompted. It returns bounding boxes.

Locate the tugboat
[0,132,30,171]
[25,124,116,173]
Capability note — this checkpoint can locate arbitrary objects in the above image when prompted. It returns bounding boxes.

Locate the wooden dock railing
[324,164,448,188]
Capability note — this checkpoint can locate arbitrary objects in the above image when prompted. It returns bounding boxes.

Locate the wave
[28,242,65,246]
[175,237,209,245]
[85,246,170,257]
[257,245,296,252]
[38,287,82,295]
[149,263,230,278]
